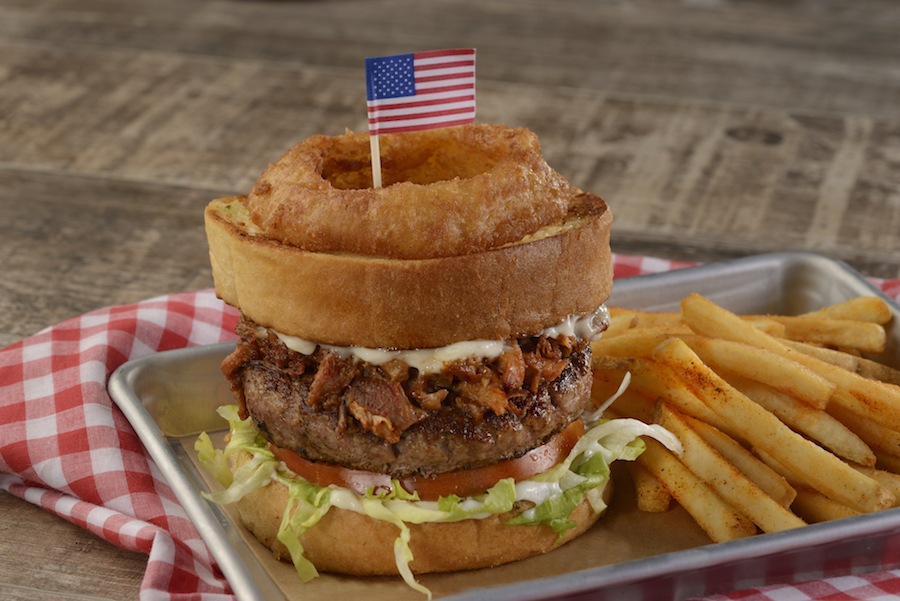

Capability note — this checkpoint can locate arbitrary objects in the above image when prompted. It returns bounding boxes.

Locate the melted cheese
[264,305,610,375]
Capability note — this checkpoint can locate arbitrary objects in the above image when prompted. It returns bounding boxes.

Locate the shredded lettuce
[358,497,431,598]
[195,431,232,488]
[196,405,280,505]
[195,404,680,599]
[506,419,660,535]
[277,479,331,582]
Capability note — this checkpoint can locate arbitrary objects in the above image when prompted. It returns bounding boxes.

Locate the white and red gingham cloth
[2,254,900,601]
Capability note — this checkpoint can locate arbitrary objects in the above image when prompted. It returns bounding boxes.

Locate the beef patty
[223,316,595,478]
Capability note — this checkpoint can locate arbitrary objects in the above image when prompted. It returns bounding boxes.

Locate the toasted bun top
[205,192,612,349]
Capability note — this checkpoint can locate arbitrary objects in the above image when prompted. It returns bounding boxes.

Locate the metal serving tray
[108,252,900,601]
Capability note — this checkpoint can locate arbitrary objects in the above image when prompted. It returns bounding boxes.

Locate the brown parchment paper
[182,431,713,601]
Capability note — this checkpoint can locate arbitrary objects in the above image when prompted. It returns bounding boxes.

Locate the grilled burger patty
[223,316,594,478]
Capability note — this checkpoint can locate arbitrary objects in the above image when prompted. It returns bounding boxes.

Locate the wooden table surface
[3,0,900,598]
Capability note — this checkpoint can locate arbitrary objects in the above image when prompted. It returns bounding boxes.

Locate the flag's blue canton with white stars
[365,54,415,101]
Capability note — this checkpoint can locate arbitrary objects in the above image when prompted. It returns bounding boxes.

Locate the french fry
[592,370,656,422]
[653,402,806,533]
[683,414,796,507]
[825,403,900,457]
[630,311,683,328]
[605,308,640,338]
[681,336,836,410]
[801,296,893,325]
[791,488,861,523]
[780,339,860,373]
[651,337,894,513]
[765,315,887,354]
[681,293,900,433]
[751,446,863,522]
[628,461,671,513]
[606,308,785,338]
[591,330,672,359]
[848,464,900,507]
[599,357,738,438]
[599,330,837,409]
[610,389,657,423]
[592,355,636,373]
[857,357,900,387]
[636,438,758,542]
[826,378,900,430]
[752,447,800,483]
[740,315,787,337]
[591,361,634,404]
[874,450,900,474]
[723,374,876,467]
[607,307,683,331]
[829,384,900,443]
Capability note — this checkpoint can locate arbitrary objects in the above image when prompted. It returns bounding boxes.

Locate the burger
[196,123,678,595]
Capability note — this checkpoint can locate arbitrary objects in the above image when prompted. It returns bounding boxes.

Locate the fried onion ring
[244,124,578,259]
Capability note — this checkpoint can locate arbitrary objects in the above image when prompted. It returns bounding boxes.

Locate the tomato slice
[268,419,586,501]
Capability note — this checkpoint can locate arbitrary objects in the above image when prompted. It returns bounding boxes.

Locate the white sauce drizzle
[263,304,610,375]
[515,480,563,506]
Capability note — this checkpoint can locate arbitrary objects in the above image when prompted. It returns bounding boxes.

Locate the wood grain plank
[537,97,900,278]
[3,0,900,119]
[0,491,144,601]
[0,168,222,343]
[0,42,362,192]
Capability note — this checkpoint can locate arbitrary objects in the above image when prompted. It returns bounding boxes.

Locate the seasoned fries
[653,337,891,513]
[653,402,806,533]
[856,357,900,386]
[592,291,899,542]
[801,296,893,324]
[628,461,671,513]
[593,355,735,436]
[681,294,900,432]
[848,464,900,507]
[765,315,886,354]
[723,374,875,467]
[791,488,861,523]
[779,339,859,372]
[637,438,758,542]
[683,414,796,507]
[680,336,835,409]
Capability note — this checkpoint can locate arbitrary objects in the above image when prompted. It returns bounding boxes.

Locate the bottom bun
[231,449,611,575]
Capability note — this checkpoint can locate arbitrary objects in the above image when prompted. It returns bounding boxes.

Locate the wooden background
[2,0,900,598]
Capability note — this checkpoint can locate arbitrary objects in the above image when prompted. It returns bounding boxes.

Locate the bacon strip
[346,379,428,443]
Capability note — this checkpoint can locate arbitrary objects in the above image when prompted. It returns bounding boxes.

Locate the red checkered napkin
[1,254,899,601]
[0,290,240,599]
[697,571,900,601]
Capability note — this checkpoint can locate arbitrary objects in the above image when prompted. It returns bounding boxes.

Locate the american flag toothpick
[365,48,476,188]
